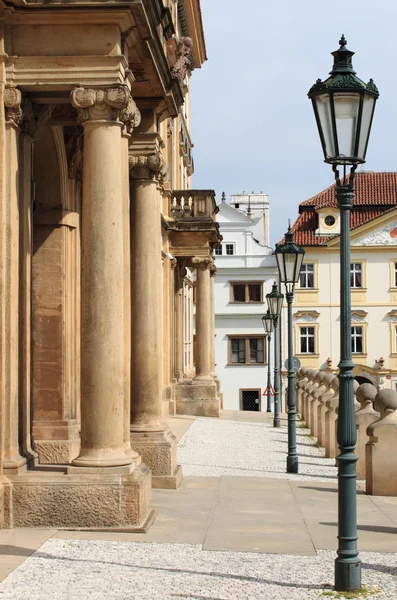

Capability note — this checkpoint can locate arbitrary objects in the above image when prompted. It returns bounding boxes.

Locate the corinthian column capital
[119,95,141,135]
[71,86,131,124]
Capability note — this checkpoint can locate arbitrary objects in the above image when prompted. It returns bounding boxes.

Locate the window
[299,264,314,289]
[229,336,266,365]
[325,215,336,226]
[394,262,397,287]
[351,326,363,354]
[299,326,315,354]
[350,263,362,288]
[231,282,263,303]
[214,245,222,256]
[225,243,235,255]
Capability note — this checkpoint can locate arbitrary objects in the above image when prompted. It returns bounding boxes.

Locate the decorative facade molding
[351,310,367,323]
[294,311,319,323]
[71,86,131,124]
[351,220,397,246]
[294,310,320,320]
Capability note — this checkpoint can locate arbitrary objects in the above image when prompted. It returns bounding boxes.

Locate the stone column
[174,261,186,381]
[209,264,216,377]
[120,103,141,461]
[70,86,133,468]
[176,256,219,418]
[129,132,181,489]
[2,87,26,473]
[193,257,213,381]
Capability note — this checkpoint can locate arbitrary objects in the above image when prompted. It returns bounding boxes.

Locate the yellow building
[286,172,397,389]
[0,0,221,530]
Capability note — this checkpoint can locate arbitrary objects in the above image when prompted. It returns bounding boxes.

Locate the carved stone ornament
[71,86,130,124]
[171,37,193,83]
[129,152,168,184]
[190,256,213,270]
[4,86,54,138]
[167,118,174,139]
[65,126,84,181]
[351,220,397,246]
[119,95,141,135]
[4,86,23,125]
[209,264,217,277]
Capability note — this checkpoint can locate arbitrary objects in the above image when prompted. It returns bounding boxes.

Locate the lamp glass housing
[262,311,274,335]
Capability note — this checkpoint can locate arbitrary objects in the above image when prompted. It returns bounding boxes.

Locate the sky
[190,0,397,246]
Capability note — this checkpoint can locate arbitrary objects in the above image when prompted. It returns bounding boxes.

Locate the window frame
[214,245,222,256]
[350,263,363,289]
[228,335,267,366]
[230,281,263,304]
[351,325,364,354]
[299,326,316,354]
[225,243,235,256]
[299,263,315,289]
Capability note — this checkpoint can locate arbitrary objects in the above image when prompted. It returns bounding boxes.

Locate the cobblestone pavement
[0,415,395,599]
[0,539,395,600]
[178,417,339,482]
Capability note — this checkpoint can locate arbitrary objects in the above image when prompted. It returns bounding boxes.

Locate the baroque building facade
[0,0,221,529]
[214,193,278,411]
[285,172,397,391]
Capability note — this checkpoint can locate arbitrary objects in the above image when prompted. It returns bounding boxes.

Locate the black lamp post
[266,282,284,427]
[274,228,305,473]
[308,35,378,593]
[262,310,274,413]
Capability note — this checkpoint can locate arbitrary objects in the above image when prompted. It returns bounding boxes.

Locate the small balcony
[170,190,218,222]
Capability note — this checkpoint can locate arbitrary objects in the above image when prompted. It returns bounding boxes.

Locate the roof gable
[216,202,253,224]
[290,172,397,247]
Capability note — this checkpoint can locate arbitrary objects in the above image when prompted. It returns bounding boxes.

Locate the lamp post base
[287,456,298,473]
[335,557,361,592]
[273,417,280,428]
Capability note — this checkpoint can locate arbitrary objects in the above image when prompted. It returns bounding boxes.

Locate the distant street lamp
[262,310,274,413]
[274,228,305,473]
[266,282,284,427]
[308,35,379,593]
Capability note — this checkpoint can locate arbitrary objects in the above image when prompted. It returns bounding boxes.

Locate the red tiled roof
[289,172,397,246]
[301,172,397,209]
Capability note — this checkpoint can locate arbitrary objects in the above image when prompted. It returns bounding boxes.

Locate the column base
[175,380,219,417]
[32,422,80,464]
[7,463,153,529]
[130,427,182,489]
[152,464,183,490]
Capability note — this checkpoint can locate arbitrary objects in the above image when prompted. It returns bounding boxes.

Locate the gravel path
[0,539,395,600]
[178,417,338,482]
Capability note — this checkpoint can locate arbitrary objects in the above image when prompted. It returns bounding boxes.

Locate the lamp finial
[339,34,347,47]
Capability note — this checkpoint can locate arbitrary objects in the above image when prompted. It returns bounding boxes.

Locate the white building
[285,171,397,390]
[214,192,278,411]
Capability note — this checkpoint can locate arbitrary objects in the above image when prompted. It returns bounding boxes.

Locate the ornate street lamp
[274,228,305,473]
[308,35,379,593]
[266,282,284,427]
[262,310,274,413]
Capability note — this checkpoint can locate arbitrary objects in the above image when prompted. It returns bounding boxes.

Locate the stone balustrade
[170,190,218,221]
[355,383,379,480]
[366,389,397,496]
[296,369,397,497]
